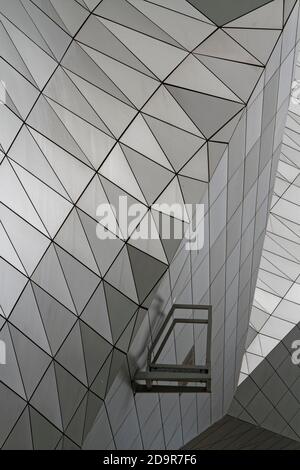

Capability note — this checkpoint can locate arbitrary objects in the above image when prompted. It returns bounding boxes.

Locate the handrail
[148,304,212,366]
[133,304,212,393]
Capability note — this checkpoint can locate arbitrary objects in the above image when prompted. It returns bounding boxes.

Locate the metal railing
[132,304,212,393]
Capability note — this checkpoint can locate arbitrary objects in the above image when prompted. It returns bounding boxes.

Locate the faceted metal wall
[83,0,300,451]
[0,0,299,450]
[228,52,300,442]
[240,53,300,381]
[230,323,300,441]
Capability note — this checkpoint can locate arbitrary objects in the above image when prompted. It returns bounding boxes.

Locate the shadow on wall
[128,295,165,377]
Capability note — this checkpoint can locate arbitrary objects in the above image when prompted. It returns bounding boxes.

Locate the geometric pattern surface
[83,0,300,451]
[230,324,300,442]
[241,50,300,380]
[222,50,300,442]
[0,0,299,449]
